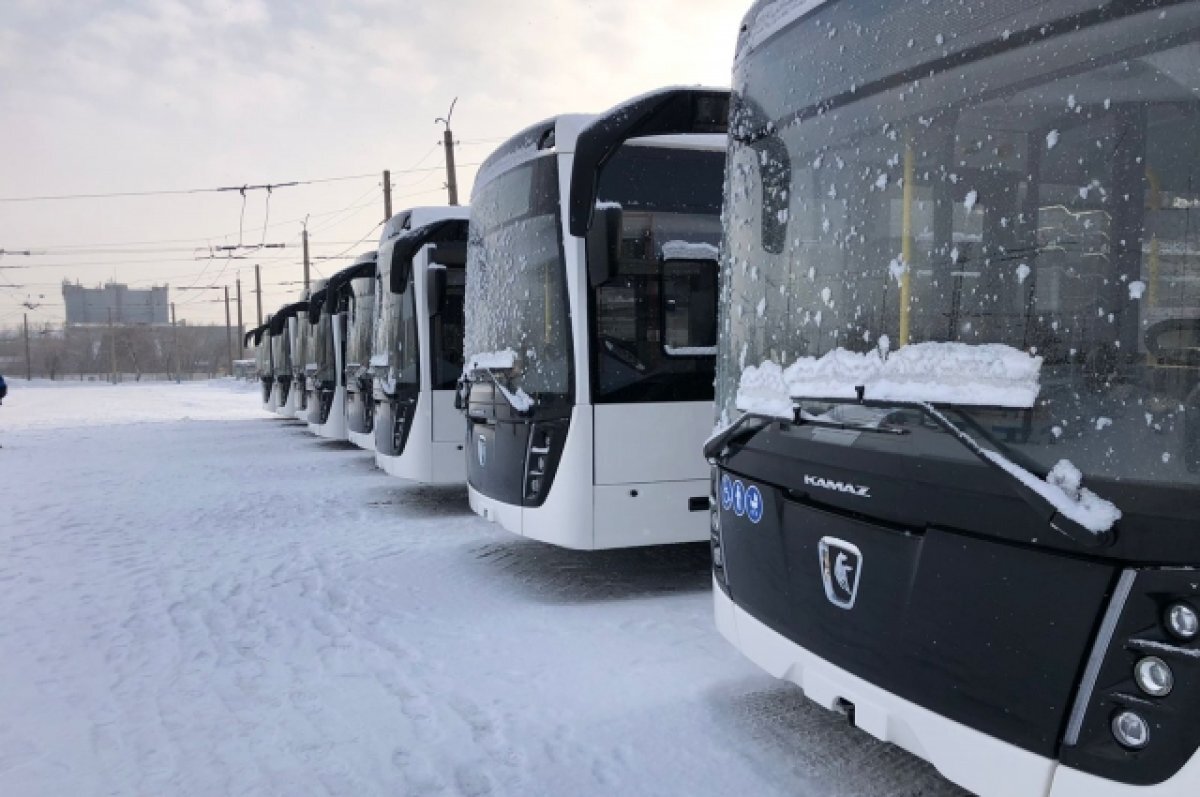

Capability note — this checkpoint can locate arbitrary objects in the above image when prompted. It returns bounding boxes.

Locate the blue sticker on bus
[733,480,746,517]
[745,485,764,524]
[720,474,734,511]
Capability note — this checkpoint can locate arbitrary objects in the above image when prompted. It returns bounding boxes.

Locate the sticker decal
[745,485,764,524]
[732,480,746,517]
[720,474,734,511]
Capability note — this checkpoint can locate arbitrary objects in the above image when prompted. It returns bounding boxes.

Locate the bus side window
[662,258,718,353]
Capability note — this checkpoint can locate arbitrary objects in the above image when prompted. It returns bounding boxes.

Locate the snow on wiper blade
[485,371,534,414]
[463,348,519,377]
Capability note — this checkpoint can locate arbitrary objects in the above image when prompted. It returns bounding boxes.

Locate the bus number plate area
[719,482,1114,758]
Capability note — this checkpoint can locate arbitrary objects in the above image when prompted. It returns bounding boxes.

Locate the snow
[1046,130,1060,150]
[980,454,1122,534]
[463,348,518,376]
[0,381,964,796]
[664,345,718,356]
[737,342,1042,414]
[661,240,719,261]
[1128,280,1147,300]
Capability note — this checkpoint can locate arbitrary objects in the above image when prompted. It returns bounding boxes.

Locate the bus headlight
[1134,657,1174,698]
[1166,602,1199,641]
[1112,710,1151,750]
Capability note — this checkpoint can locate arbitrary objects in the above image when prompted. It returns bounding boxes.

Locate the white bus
[371,207,471,483]
[245,323,272,410]
[266,300,307,418]
[306,256,376,440]
[340,257,379,451]
[462,87,729,549]
[709,2,1200,796]
[286,289,313,419]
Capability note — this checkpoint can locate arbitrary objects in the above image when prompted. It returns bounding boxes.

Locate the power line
[0,165,475,204]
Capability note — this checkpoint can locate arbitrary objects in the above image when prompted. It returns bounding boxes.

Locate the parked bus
[289,288,314,418]
[372,207,471,483]
[268,301,307,418]
[245,323,272,409]
[708,2,1200,796]
[306,256,376,440]
[340,256,379,450]
[461,87,728,549]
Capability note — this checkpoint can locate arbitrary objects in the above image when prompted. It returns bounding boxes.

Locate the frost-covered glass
[270,329,291,378]
[293,315,311,373]
[312,312,335,382]
[345,276,375,376]
[465,155,571,398]
[255,339,271,379]
[722,1,1200,486]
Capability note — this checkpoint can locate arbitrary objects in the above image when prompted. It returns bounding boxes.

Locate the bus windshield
[373,270,420,388]
[465,154,571,400]
[346,278,375,374]
[312,312,335,381]
[722,1,1200,488]
[271,332,291,378]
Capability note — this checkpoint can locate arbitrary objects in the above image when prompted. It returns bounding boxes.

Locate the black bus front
[712,2,1200,794]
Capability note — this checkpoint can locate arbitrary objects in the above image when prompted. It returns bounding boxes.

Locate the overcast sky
[0,0,745,328]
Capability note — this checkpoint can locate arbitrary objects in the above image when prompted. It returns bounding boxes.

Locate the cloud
[0,0,746,324]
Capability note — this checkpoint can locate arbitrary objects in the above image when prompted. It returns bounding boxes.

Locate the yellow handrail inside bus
[899,141,915,347]
[1147,168,1161,310]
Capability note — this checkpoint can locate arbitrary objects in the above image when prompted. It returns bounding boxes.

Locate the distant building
[62,281,169,326]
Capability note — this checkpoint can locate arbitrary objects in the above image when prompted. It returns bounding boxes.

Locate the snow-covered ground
[0,380,967,796]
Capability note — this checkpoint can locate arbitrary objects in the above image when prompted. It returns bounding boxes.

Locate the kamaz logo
[804,475,871,498]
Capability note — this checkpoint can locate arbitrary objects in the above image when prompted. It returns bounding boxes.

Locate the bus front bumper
[714,581,1200,797]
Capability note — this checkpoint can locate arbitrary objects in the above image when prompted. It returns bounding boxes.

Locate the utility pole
[224,285,234,375]
[302,223,311,290]
[236,277,244,357]
[383,169,393,221]
[171,302,180,383]
[254,264,263,326]
[108,307,117,384]
[23,313,31,381]
[437,98,460,206]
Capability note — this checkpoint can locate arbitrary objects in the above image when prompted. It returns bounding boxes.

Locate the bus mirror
[587,205,622,288]
[389,241,412,294]
[427,266,448,318]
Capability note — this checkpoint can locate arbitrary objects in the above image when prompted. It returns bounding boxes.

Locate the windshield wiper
[708,396,1115,549]
[459,366,535,416]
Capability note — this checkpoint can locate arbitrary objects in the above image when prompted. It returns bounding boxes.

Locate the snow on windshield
[736,341,1041,415]
[463,348,518,375]
[662,241,720,261]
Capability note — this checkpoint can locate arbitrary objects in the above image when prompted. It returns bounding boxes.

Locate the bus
[340,256,378,451]
[245,323,272,409]
[708,2,1200,796]
[462,87,728,549]
[306,256,377,440]
[371,207,470,483]
[288,289,313,418]
[267,301,307,418]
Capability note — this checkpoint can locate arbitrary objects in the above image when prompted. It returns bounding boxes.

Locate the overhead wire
[0,169,437,203]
